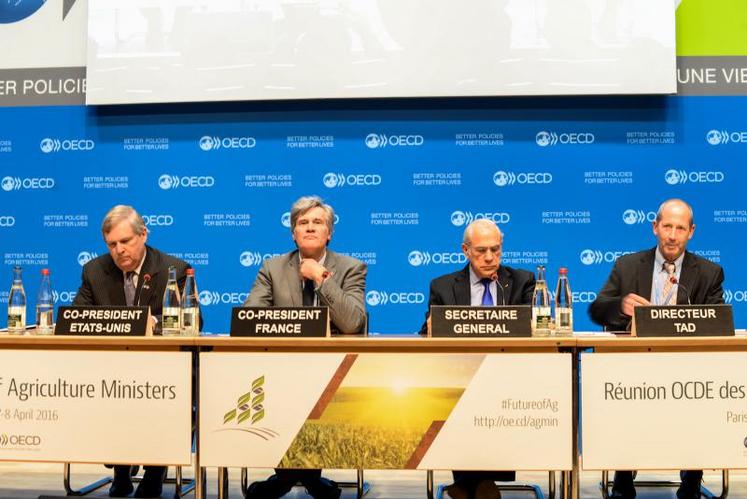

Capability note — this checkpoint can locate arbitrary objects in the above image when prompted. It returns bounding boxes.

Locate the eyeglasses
[469,246,502,257]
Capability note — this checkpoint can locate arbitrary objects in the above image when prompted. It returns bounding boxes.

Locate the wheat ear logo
[219,376,278,440]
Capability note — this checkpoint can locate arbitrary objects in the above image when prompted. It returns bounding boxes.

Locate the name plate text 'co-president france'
[430,305,532,337]
[231,307,329,337]
[55,306,152,336]
[633,304,734,337]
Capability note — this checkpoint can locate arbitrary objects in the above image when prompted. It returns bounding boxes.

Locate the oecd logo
[2,176,55,191]
[199,136,216,151]
[281,212,292,228]
[199,289,247,306]
[408,250,465,266]
[1,177,15,192]
[664,169,724,185]
[39,138,95,153]
[493,171,552,187]
[158,174,215,190]
[451,210,510,226]
[77,251,98,266]
[322,172,381,188]
[536,131,594,146]
[40,138,55,154]
[239,251,261,267]
[199,290,218,306]
[366,290,425,306]
[365,133,423,149]
[706,129,747,145]
[142,214,174,226]
[723,289,747,303]
[622,209,656,225]
[0,215,15,227]
[199,135,256,151]
[52,290,77,304]
[239,251,276,267]
[580,249,631,265]
[0,0,46,24]
[536,131,554,147]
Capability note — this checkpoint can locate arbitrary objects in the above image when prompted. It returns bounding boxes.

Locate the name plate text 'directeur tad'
[633,304,734,337]
[55,306,152,336]
[430,305,532,337]
[230,307,329,337]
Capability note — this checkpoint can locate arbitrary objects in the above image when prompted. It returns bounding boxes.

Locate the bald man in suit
[589,199,724,499]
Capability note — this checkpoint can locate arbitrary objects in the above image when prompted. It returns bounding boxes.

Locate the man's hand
[299,258,329,286]
[621,293,650,317]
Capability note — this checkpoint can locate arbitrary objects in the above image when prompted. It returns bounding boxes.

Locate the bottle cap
[41,268,50,276]
[559,267,568,275]
[186,268,195,276]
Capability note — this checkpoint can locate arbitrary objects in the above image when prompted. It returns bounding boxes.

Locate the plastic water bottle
[532,265,551,337]
[181,268,200,336]
[161,266,181,336]
[554,267,573,336]
[7,266,27,335]
[36,268,54,335]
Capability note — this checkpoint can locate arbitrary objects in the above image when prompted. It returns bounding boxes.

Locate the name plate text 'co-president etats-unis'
[55,306,152,336]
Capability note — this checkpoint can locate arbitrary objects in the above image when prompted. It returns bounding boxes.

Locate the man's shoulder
[81,252,114,273]
[614,249,652,267]
[502,265,534,282]
[430,267,467,287]
[149,246,190,270]
[327,250,365,269]
[686,251,723,274]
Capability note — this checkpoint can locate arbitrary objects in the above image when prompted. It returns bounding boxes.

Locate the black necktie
[302,279,315,307]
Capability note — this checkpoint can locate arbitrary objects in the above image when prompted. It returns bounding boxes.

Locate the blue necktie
[480,278,493,306]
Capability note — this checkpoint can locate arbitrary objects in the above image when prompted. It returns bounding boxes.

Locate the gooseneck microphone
[135,273,152,306]
[490,272,508,306]
[668,275,692,305]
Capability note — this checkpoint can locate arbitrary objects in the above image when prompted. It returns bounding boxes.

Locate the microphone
[667,275,692,305]
[490,272,508,306]
[135,273,152,306]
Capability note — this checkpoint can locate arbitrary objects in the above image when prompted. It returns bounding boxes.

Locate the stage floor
[0,463,744,498]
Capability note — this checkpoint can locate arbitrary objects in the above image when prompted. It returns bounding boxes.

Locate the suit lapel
[678,251,698,304]
[136,248,159,307]
[453,266,471,305]
[498,266,512,306]
[637,249,655,301]
[285,253,302,306]
[104,256,127,306]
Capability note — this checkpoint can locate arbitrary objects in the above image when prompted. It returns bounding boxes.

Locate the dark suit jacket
[419,264,536,334]
[73,245,191,323]
[589,248,725,331]
[422,264,534,481]
[243,249,367,334]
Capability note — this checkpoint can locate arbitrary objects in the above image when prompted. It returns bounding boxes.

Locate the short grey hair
[656,198,694,227]
[290,196,334,235]
[101,205,147,237]
[463,219,503,245]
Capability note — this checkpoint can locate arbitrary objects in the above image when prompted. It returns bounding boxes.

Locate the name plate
[633,304,734,337]
[55,306,152,336]
[230,307,329,337]
[430,305,532,337]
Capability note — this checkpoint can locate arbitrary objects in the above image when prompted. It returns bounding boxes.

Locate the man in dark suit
[420,219,535,499]
[243,196,366,499]
[73,204,191,498]
[589,198,725,499]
